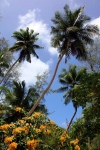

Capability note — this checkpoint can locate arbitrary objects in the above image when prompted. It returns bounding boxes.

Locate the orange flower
[75,145,80,150]
[4,136,14,143]
[18,120,26,124]
[60,136,66,142]
[74,139,79,145]
[43,129,51,135]
[15,107,23,112]
[12,127,24,134]
[40,125,46,130]
[70,139,79,145]
[36,129,41,133]
[0,124,10,130]
[24,126,29,134]
[9,124,15,128]
[7,142,18,150]
[70,140,75,144]
[27,139,38,150]
[50,120,54,124]
[33,112,41,118]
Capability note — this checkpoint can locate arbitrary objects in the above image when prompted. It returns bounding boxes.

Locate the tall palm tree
[28,4,99,116]
[0,27,43,84]
[54,65,87,131]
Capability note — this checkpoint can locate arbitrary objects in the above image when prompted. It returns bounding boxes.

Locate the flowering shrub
[0,110,80,150]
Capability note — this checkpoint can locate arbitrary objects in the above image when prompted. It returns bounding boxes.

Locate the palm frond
[54,86,68,93]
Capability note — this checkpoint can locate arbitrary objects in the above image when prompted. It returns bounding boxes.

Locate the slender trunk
[28,53,64,116]
[0,58,20,84]
[66,107,77,132]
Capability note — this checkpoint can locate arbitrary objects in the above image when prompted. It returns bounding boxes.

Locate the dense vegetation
[0,4,100,150]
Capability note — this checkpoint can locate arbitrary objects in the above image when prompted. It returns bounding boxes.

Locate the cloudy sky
[0,0,100,128]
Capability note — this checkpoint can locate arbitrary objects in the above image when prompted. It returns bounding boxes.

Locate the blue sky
[0,0,100,128]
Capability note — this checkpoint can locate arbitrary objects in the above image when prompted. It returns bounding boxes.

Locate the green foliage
[73,71,100,107]
[90,134,100,150]
[55,65,87,106]
[9,27,43,63]
[0,80,48,123]
[51,4,99,62]
[69,71,100,149]
[84,36,100,71]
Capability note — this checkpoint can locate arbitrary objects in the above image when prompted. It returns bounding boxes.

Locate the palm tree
[28,4,99,116]
[54,65,87,131]
[0,27,43,84]
[0,80,48,122]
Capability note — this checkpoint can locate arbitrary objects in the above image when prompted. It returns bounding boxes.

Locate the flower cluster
[33,112,42,118]
[27,139,38,150]
[70,138,79,145]
[50,120,54,124]
[12,126,28,134]
[70,138,80,150]
[60,132,68,145]
[15,107,23,112]
[0,124,10,130]
[4,136,14,143]
[7,142,18,150]
[0,111,80,150]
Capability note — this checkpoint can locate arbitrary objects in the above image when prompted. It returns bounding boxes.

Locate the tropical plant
[90,134,100,150]
[69,71,100,149]
[0,111,80,150]
[0,80,48,123]
[28,4,99,116]
[83,36,100,72]
[0,27,43,84]
[54,65,86,131]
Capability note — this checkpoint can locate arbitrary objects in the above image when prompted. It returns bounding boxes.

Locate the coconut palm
[54,65,87,131]
[28,4,99,116]
[0,27,43,84]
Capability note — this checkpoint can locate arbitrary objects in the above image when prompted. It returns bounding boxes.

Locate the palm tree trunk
[0,58,20,84]
[28,54,64,116]
[66,107,77,132]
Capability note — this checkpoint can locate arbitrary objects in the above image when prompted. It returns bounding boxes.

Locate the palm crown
[9,27,43,63]
[56,65,87,106]
[0,27,43,84]
[51,4,99,62]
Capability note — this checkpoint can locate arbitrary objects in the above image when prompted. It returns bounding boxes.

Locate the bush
[0,108,80,150]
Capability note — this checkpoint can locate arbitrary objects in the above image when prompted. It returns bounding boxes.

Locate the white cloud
[90,17,100,29]
[17,9,57,56]
[20,56,51,85]
[46,58,53,67]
